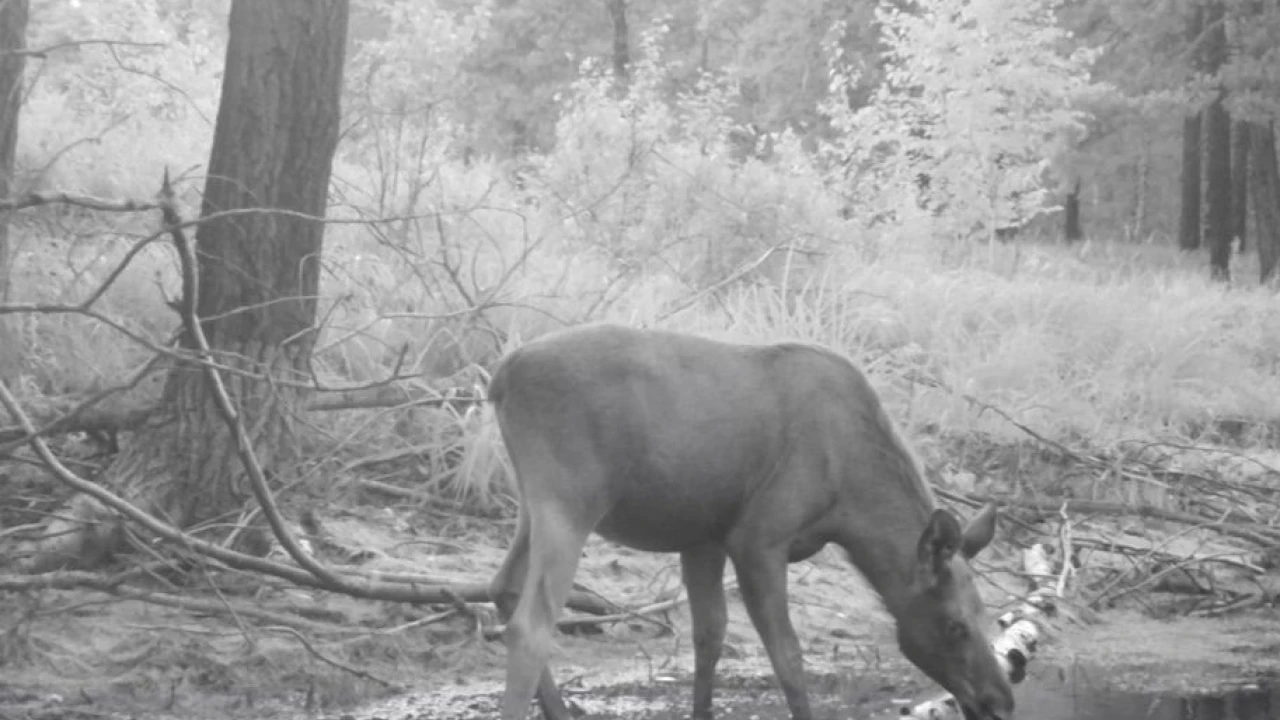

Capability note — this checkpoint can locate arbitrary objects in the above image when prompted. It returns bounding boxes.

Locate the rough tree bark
[1248,122,1280,284]
[1201,3,1231,281]
[0,0,27,383]
[1232,119,1249,252]
[28,0,350,571]
[1177,6,1203,252]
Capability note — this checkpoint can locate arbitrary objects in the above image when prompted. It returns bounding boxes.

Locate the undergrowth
[7,15,1278,512]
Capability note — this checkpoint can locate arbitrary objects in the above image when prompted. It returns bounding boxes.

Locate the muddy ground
[2,505,1279,720]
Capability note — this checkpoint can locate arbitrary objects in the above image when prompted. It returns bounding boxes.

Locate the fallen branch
[0,379,518,602]
[0,565,152,592]
[0,382,483,446]
[0,384,607,618]
[999,496,1280,548]
[482,577,750,641]
[1070,535,1263,574]
[263,625,401,688]
[0,190,161,212]
[108,586,349,633]
[915,373,1280,544]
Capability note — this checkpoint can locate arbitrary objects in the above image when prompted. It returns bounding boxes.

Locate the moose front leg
[731,546,813,720]
[682,545,729,719]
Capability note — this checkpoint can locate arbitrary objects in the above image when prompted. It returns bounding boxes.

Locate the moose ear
[916,509,963,581]
[961,503,999,559]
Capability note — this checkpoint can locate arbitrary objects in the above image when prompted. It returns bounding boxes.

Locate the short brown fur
[488,324,1013,720]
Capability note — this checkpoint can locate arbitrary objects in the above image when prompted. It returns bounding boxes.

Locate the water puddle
[1018,683,1276,720]
[1015,669,1277,720]
[305,667,1279,720]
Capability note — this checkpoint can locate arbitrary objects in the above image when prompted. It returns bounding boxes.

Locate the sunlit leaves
[833,0,1102,238]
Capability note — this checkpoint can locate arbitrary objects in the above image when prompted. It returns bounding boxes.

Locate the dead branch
[108,587,349,633]
[263,625,400,688]
[161,178,385,592]
[5,38,166,59]
[0,566,150,592]
[483,593,687,641]
[0,356,164,454]
[997,496,1280,548]
[0,382,482,446]
[544,590,694,635]
[657,244,803,321]
[0,380,515,604]
[1070,536,1262,574]
[346,477,478,513]
[913,373,1280,550]
[0,190,160,212]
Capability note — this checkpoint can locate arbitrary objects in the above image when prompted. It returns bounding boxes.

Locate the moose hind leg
[499,503,592,720]
[731,547,812,720]
[492,506,575,720]
[682,545,728,720]
[491,502,532,622]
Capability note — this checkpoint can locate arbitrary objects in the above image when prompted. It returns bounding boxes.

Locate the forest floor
[2,495,1279,720]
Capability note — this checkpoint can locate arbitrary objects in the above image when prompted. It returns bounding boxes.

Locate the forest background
[1,0,1280,715]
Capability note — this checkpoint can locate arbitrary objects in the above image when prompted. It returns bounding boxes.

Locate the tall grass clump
[676,242,1280,451]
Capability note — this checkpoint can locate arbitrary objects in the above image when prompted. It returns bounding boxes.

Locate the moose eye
[945,621,969,643]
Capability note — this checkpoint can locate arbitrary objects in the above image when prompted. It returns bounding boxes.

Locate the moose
[487,324,1014,720]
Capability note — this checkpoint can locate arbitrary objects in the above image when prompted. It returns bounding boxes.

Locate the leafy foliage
[831,0,1103,240]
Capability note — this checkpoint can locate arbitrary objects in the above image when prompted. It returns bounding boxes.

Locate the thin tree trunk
[1232,118,1249,252]
[27,0,350,571]
[1178,6,1203,252]
[1202,3,1230,281]
[1248,122,1280,284]
[1204,95,1231,280]
[1179,115,1203,251]
[0,0,27,384]
[1064,178,1082,242]
[608,0,629,92]
[1131,142,1149,241]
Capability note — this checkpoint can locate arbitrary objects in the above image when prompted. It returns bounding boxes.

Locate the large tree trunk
[0,0,27,383]
[27,0,350,571]
[1202,3,1231,281]
[1177,7,1203,252]
[1248,122,1280,285]
[1232,118,1249,252]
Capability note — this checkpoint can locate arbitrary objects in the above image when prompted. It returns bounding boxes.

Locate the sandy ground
[2,506,1279,720]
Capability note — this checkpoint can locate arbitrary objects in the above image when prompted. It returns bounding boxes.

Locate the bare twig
[0,381,482,445]
[6,38,166,59]
[997,496,1280,548]
[0,566,150,592]
[0,190,159,213]
[484,591,690,641]
[0,378,522,604]
[108,587,345,633]
[264,625,400,688]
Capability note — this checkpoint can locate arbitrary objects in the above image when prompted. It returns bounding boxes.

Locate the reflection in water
[1178,688,1275,720]
[1014,665,1277,720]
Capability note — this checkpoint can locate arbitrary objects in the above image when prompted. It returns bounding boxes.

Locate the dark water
[1015,668,1278,720]
[318,666,1280,720]
[1019,684,1277,720]
[559,669,1280,720]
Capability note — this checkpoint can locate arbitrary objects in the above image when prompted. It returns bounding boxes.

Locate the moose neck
[834,434,937,618]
